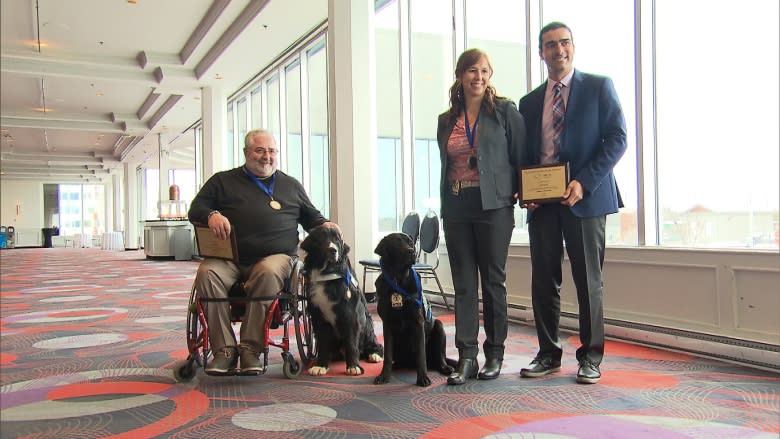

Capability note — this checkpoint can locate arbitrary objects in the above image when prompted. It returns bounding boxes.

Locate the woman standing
[436,48,527,385]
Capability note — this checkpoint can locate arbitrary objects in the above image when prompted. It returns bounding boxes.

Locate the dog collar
[313,270,355,288]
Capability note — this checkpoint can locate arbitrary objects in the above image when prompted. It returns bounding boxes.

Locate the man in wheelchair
[189,129,341,374]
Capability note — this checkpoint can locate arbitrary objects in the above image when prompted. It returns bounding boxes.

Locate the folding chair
[412,211,450,310]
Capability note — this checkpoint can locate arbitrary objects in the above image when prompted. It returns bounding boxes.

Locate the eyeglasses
[251,147,278,156]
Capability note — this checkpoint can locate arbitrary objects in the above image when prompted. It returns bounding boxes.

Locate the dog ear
[374,237,387,257]
[300,227,318,253]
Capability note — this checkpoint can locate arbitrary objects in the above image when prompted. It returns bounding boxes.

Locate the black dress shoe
[364,292,377,303]
[576,360,601,384]
[477,358,502,380]
[519,356,561,378]
[447,358,479,385]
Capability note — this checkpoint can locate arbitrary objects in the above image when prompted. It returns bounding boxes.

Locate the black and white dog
[372,232,455,387]
[300,225,383,376]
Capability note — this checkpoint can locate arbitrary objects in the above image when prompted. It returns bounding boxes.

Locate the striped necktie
[551,82,565,160]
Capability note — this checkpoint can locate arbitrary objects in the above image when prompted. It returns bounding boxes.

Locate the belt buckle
[451,181,461,195]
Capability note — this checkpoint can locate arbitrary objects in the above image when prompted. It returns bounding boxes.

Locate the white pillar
[201,86,227,181]
[113,170,123,233]
[123,162,139,249]
[327,0,377,266]
[158,131,170,215]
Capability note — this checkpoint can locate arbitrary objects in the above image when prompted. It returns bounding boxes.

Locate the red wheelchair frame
[173,258,317,381]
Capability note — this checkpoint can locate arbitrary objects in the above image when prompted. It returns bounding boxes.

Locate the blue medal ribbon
[380,259,426,315]
[244,167,276,199]
[464,110,479,148]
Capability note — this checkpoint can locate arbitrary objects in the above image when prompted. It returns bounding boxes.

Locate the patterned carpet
[1,247,778,438]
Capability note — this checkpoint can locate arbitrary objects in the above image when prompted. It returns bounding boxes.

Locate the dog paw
[367,353,383,363]
[307,366,329,376]
[416,374,432,387]
[345,366,364,376]
[374,374,391,384]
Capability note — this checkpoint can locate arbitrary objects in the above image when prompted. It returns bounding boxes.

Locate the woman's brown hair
[445,48,503,126]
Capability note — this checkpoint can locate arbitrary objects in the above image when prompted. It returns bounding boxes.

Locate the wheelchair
[173,258,318,381]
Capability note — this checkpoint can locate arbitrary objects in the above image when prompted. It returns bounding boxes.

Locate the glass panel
[375,0,402,230]
[237,97,248,153]
[655,0,779,249]
[308,39,330,217]
[266,75,281,164]
[413,139,440,212]
[251,87,262,130]
[226,104,235,169]
[82,185,105,236]
[286,61,303,181]
[377,137,402,231]
[58,184,81,236]
[57,184,105,237]
[410,0,452,218]
[542,0,638,245]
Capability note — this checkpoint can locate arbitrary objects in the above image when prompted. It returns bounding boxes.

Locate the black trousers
[528,203,606,365]
[443,203,514,361]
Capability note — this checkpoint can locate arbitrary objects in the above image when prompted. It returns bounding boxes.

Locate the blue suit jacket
[518,69,627,218]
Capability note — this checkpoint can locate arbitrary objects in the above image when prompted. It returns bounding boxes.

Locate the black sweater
[189,167,327,265]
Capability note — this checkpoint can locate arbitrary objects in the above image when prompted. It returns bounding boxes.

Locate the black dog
[300,225,383,376]
[373,232,455,387]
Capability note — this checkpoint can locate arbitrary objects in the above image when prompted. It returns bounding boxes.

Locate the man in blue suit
[517,22,626,384]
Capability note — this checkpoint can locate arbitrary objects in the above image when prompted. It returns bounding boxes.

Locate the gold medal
[269,200,281,210]
[391,293,403,309]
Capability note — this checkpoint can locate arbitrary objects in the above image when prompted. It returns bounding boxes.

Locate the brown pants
[194,254,293,351]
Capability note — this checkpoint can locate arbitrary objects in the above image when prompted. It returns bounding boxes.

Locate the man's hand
[208,212,231,240]
[515,192,539,211]
[561,179,584,207]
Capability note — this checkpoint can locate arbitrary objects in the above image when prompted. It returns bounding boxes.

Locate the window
[286,60,304,181]
[266,75,281,160]
[223,30,331,218]
[251,87,263,130]
[654,0,779,249]
[377,137,402,230]
[375,0,403,231]
[236,97,248,155]
[226,104,236,169]
[410,0,453,217]
[308,40,330,217]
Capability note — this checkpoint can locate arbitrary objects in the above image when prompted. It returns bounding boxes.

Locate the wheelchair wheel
[290,261,317,367]
[282,352,302,378]
[173,284,209,382]
[173,359,196,382]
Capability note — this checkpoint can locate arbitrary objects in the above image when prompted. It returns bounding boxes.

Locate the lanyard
[464,109,480,148]
[245,167,276,198]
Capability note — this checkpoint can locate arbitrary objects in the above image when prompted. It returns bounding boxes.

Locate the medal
[467,154,477,169]
[269,200,281,210]
[391,293,403,309]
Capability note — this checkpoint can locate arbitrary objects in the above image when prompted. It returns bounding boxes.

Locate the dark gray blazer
[436,98,527,217]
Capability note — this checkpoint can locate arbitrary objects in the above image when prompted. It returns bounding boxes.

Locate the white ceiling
[0,0,327,183]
